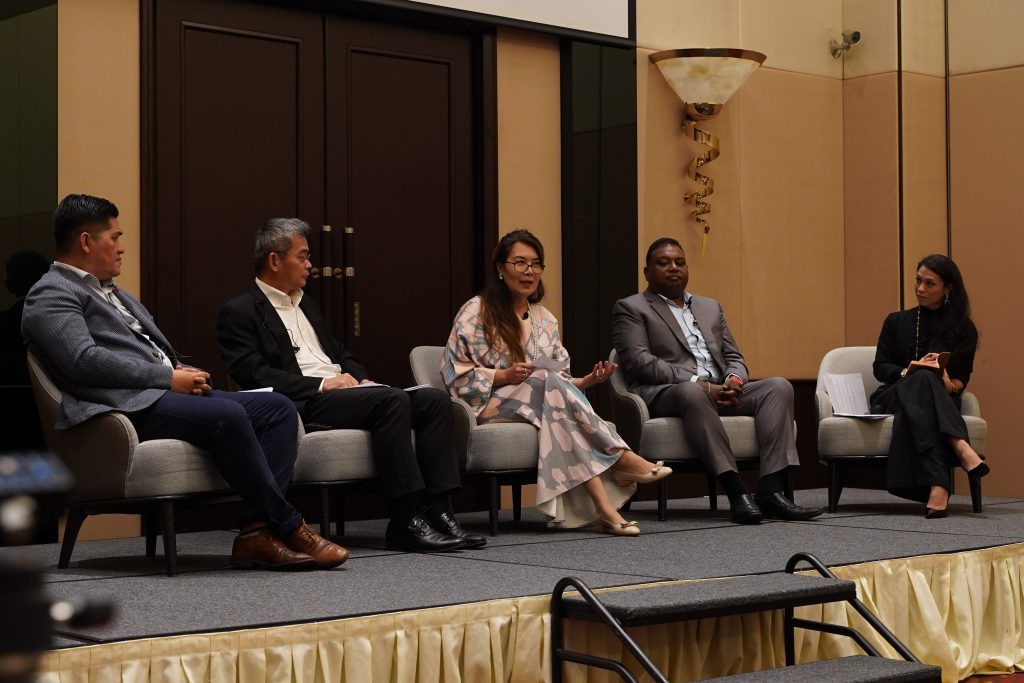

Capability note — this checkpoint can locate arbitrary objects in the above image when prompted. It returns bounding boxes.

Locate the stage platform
[8,487,1023,650]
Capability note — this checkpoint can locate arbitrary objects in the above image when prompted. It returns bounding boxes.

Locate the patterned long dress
[442,296,635,528]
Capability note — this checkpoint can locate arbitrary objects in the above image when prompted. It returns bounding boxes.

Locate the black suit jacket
[217,283,367,412]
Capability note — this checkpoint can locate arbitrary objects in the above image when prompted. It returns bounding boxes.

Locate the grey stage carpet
[3,488,1019,647]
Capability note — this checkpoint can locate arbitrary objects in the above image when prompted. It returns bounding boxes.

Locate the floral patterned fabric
[442,296,634,527]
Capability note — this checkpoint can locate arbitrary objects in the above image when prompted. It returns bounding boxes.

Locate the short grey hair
[253,217,311,274]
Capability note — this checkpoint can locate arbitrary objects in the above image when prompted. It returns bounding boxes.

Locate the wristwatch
[899,368,908,379]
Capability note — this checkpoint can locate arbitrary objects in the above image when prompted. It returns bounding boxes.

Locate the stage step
[561,572,855,627]
[693,655,941,682]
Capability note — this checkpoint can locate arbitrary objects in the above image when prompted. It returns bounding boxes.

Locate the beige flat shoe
[615,460,673,486]
[596,519,641,536]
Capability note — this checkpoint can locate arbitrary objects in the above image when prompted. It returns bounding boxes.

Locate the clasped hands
[323,374,375,391]
[172,365,211,395]
[708,375,743,409]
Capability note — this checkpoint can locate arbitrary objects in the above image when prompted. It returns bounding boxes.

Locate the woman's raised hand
[578,361,617,389]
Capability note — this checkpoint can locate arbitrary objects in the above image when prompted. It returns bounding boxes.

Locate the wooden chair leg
[827,461,842,513]
[512,483,522,523]
[334,491,345,538]
[488,475,500,536]
[319,487,331,538]
[160,501,178,577]
[59,509,87,568]
[706,473,718,512]
[144,511,158,557]
[657,478,668,521]
[969,475,983,513]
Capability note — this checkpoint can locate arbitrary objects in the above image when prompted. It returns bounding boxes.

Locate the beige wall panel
[843,74,899,345]
[901,0,946,77]
[901,72,947,301]
[739,0,843,78]
[637,47,744,334]
[636,0,739,52]
[949,66,1024,497]
[58,0,140,294]
[841,0,897,78]
[496,28,561,322]
[948,0,1024,74]
[60,513,140,542]
[738,69,844,378]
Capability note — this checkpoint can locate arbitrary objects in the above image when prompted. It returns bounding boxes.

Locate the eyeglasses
[276,250,312,263]
[505,260,545,274]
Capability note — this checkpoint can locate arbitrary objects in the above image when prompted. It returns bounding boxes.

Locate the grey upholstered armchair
[27,352,230,575]
[607,349,769,519]
[815,346,987,512]
[409,346,538,535]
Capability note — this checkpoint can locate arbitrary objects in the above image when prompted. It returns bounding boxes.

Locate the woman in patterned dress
[442,230,672,535]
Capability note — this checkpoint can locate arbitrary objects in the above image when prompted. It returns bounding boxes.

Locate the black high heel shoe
[967,462,990,481]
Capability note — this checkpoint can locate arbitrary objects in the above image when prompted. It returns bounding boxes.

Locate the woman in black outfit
[871,254,988,518]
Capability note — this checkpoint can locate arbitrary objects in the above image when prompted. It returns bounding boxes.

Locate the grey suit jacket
[22,266,176,429]
[612,289,749,405]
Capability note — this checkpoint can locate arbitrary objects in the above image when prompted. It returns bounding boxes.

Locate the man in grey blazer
[22,194,350,570]
[613,238,821,524]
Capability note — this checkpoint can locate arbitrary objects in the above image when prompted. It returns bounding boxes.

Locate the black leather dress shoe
[755,492,823,521]
[385,515,467,552]
[425,510,487,549]
[729,494,763,525]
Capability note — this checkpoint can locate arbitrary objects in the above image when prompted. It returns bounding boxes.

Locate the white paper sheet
[531,357,569,371]
[823,373,892,420]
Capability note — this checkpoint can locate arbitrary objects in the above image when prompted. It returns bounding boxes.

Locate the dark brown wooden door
[325,19,475,386]
[150,0,325,385]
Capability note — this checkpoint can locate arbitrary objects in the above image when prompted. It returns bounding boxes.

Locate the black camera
[0,452,112,683]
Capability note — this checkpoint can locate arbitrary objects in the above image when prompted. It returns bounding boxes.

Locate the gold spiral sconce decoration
[650,49,766,256]
[682,102,722,256]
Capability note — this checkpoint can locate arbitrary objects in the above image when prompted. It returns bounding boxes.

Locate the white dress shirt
[657,291,724,384]
[54,261,173,368]
[255,279,342,392]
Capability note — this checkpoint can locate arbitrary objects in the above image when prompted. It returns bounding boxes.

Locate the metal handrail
[785,552,920,664]
[550,576,670,683]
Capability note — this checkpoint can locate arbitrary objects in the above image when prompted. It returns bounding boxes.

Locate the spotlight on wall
[830,30,861,59]
[649,48,766,256]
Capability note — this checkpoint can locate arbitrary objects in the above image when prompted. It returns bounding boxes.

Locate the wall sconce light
[830,30,861,58]
[650,48,766,255]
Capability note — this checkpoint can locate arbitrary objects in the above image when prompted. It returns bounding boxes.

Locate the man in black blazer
[217,218,484,552]
[613,237,821,523]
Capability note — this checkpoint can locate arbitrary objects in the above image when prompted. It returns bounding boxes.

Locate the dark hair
[5,250,51,297]
[916,254,978,350]
[253,217,311,274]
[52,194,119,252]
[645,237,683,265]
[480,230,545,364]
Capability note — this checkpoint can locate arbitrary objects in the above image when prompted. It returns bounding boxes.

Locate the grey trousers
[649,377,800,477]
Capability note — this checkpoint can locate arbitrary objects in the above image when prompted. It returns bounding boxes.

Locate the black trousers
[126,390,303,537]
[303,386,460,500]
[872,371,969,502]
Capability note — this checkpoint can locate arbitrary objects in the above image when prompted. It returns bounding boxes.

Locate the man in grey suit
[22,194,350,570]
[613,237,821,524]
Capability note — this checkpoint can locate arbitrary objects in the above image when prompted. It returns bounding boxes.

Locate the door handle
[309,267,321,279]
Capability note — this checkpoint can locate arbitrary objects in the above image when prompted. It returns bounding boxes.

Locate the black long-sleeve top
[872,306,977,388]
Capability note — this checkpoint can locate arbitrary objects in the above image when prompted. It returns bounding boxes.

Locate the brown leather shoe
[284,522,350,569]
[231,527,317,571]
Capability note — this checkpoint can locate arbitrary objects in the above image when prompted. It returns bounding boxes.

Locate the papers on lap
[531,357,569,371]
[823,373,891,420]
